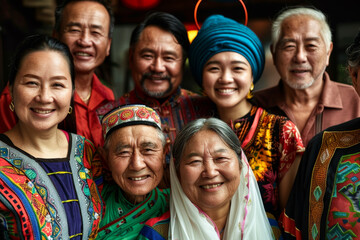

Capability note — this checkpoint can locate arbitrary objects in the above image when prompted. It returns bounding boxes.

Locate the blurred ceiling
[1,0,359,33]
[110,0,360,25]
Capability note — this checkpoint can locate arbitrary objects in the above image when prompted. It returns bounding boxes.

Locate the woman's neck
[217,100,253,123]
[6,124,68,158]
[203,202,230,238]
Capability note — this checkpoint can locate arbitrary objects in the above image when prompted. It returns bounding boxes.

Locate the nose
[129,150,146,171]
[218,69,233,84]
[202,160,218,178]
[150,57,166,73]
[36,86,53,103]
[293,46,307,63]
[76,29,92,47]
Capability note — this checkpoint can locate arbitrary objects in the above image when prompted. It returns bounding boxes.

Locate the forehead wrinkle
[113,142,131,153]
[184,147,229,159]
[140,141,159,149]
[215,148,229,153]
[65,21,104,30]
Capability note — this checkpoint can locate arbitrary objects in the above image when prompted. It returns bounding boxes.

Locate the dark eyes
[25,81,38,86]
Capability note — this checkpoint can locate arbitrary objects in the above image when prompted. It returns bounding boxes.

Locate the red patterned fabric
[233,106,304,219]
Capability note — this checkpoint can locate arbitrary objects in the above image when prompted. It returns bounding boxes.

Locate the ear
[162,141,170,167]
[325,42,333,66]
[9,84,13,100]
[128,47,134,71]
[270,44,276,65]
[106,38,112,56]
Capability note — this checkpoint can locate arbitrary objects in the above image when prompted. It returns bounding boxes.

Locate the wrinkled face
[105,125,165,203]
[179,130,240,212]
[130,26,184,99]
[56,1,111,75]
[349,66,360,96]
[273,15,332,89]
[202,51,253,110]
[11,51,73,132]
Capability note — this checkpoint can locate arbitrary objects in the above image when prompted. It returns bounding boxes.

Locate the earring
[9,101,14,112]
[68,106,73,114]
[246,83,254,99]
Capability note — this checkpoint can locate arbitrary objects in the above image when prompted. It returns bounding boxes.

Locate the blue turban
[189,15,265,87]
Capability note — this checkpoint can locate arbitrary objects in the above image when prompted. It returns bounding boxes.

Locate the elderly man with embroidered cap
[188,14,304,239]
[95,104,169,240]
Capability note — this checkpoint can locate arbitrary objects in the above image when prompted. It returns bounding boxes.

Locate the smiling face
[105,125,165,203]
[11,50,73,132]
[56,1,111,75]
[273,15,332,89]
[179,129,241,212]
[130,26,184,99]
[202,51,253,110]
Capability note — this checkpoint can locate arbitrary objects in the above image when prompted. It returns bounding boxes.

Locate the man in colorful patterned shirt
[97,13,214,186]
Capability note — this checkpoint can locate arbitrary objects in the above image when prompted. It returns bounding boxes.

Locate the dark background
[1,0,359,96]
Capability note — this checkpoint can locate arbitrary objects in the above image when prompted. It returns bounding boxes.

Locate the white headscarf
[169,150,274,240]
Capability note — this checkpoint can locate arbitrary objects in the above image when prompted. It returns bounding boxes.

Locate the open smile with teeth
[75,52,91,57]
[32,109,53,114]
[129,176,149,181]
[201,183,222,189]
[216,88,237,94]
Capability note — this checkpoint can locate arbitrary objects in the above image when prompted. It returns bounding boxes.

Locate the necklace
[80,91,91,102]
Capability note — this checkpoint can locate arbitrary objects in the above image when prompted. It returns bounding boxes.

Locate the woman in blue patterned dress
[0,34,102,240]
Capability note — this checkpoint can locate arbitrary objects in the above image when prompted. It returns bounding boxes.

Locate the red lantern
[122,0,160,10]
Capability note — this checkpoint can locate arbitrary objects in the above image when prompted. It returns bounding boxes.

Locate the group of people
[0,0,359,239]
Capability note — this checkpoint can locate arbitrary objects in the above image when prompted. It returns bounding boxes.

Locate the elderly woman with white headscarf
[138,117,273,240]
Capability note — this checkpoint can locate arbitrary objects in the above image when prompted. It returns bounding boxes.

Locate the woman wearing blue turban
[188,15,305,239]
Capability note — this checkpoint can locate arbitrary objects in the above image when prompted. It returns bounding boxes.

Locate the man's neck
[282,78,324,132]
[75,71,94,91]
[283,78,324,107]
[134,86,180,105]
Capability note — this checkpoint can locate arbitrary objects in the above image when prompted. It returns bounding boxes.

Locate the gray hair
[271,6,332,52]
[345,30,360,69]
[172,118,242,171]
[103,126,166,150]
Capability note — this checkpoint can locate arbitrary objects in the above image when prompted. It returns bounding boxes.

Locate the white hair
[271,7,332,52]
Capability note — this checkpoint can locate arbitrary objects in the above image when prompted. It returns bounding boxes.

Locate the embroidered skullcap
[101,104,162,140]
[189,14,265,86]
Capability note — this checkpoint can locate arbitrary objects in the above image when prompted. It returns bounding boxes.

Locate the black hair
[129,11,190,63]
[8,34,75,87]
[346,29,360,68]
